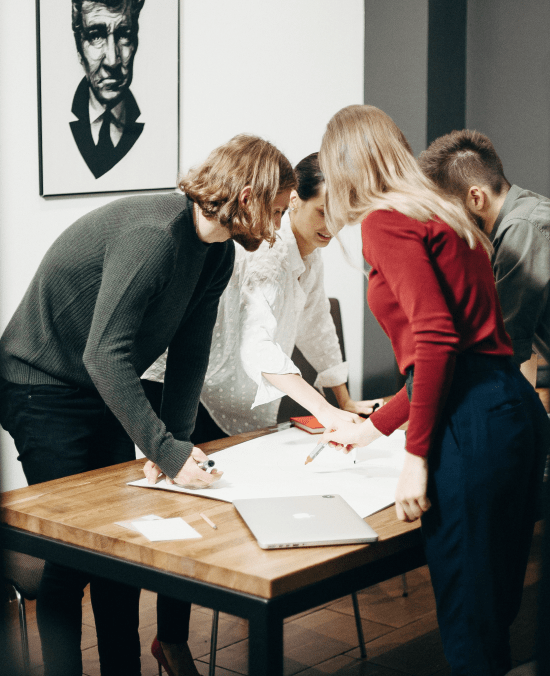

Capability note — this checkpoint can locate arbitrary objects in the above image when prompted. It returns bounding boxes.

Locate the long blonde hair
[319,105,491,254]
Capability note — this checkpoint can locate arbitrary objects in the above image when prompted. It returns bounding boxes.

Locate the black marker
[359,402,380,419]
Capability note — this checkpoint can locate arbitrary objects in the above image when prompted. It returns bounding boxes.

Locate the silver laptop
[233,494,378,549]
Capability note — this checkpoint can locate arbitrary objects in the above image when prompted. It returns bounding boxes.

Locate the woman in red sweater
[319,104,549,676]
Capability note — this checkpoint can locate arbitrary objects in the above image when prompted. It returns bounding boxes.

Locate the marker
[305,442,329,465]
[197,459,215,473]
[199,512,218,530]
[359,402,381,419]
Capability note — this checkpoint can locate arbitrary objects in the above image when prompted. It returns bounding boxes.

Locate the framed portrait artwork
[36,0,179,196]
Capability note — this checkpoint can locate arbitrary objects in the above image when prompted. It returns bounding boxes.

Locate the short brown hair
[418,129,510,200]
[179,134,295,248]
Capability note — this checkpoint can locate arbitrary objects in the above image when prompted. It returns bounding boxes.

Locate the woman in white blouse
[143,153,380,441]
[142,153,383,676]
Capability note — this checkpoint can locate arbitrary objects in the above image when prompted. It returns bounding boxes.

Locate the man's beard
[230,231,264,252]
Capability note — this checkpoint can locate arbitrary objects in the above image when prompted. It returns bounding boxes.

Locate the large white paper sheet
[128,427,406,518]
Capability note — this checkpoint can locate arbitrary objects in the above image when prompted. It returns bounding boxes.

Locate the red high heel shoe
[151,637,175,676]
[151,637,200,676]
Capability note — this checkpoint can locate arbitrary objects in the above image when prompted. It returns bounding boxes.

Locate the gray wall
[362,0,550,398]
[362,1,429,398]
[364,0,428,156]
[467,0,550,195]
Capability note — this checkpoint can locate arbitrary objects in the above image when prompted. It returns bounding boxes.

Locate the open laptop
[233,494,378,549]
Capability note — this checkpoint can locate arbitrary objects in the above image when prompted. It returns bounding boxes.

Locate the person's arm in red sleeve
[368,386,409,435]
[363,211,460,458]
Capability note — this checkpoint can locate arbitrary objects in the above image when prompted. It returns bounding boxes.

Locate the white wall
[0,0,365,491]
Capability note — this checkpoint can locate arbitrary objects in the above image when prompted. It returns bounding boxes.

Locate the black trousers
[0,378,141,676]
[141,379,228,643]
[418,355,548,675]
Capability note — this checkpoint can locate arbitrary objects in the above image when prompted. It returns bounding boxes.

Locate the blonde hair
[180,134,295,247]
[319,105,491,255]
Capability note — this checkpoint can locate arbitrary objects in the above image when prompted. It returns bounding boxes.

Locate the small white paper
[116,514,163,532]
[132,517,202,542]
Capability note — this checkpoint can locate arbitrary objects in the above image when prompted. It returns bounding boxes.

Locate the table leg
[248,608,283,676]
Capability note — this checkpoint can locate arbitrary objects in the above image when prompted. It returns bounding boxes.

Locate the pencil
[305,442,328,465]
[199,512,218,529]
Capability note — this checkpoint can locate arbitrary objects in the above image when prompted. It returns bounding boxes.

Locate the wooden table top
[1,429,421,599]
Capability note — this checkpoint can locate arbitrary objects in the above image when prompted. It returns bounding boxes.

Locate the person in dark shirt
[418,129,550,389]
[0,133,295,676]
[318,105,549,676]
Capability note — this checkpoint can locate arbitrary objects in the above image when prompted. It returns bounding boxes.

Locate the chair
[3,550,45,675]
[207,602,363,675]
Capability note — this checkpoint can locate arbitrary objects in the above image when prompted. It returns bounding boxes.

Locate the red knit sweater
[365,210,512,457]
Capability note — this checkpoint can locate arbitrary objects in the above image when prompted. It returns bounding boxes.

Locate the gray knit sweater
[0,193,235,478]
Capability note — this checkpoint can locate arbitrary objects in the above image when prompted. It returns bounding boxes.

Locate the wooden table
[0,429,424,675]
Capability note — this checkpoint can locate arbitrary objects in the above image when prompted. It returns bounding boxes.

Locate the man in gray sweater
[0,134,294,676]
[419,130,550,388]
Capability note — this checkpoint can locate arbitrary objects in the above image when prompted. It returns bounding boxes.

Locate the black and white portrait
[37,0,179,196]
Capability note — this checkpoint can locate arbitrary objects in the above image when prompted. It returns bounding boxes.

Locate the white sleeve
[240,284,301,408]
[239,263,301,408]
[294,257,347,392]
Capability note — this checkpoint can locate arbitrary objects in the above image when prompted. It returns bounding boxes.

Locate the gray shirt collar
[489,185,522,242]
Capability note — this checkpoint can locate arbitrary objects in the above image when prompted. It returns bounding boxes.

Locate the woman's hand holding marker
[320,416,383,452]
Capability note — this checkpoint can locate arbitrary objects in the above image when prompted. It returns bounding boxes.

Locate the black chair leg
[351,591,367,659]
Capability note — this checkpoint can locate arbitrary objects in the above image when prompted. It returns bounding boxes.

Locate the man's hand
[143,459,163,484]
[394,452,431,522]
[143,447,223,489]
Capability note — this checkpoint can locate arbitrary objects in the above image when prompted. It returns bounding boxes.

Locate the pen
[266,421,293,432]
[305,442,328,465]
[199,512,218,529]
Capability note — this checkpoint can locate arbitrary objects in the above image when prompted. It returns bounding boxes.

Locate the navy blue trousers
[0,379,142,676]
[420,355,548,675]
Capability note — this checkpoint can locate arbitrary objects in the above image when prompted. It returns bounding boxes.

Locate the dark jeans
[141,379,227,643]
[0,378,141,676]
[418,355,549,676]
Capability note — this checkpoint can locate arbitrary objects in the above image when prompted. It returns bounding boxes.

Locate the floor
[5,522,542,676]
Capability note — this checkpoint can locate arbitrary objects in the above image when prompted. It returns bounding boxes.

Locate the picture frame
[36,0,179,197]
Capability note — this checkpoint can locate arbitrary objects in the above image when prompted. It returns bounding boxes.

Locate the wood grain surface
[5,388,547,600]
[1,428,420,598]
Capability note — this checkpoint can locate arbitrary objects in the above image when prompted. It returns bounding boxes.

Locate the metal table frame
[1,524,425,675]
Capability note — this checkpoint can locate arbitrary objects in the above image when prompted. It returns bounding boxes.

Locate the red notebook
[290,415,325,434]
